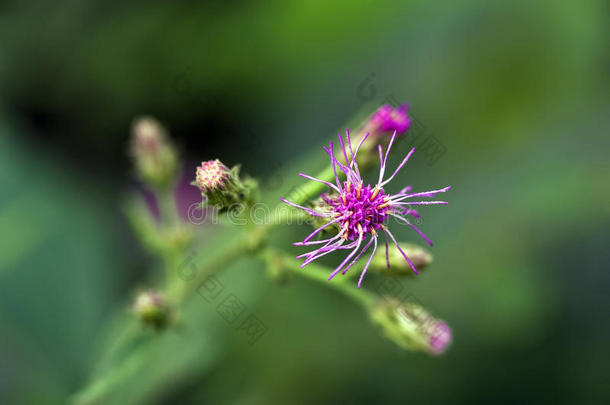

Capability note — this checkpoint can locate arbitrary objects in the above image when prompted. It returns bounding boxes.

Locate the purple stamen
[390,213,434,247]
[384,227,418,274]
[280,198,330,217]
[298,173,341,192]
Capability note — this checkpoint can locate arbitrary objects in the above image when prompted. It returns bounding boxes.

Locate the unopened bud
[130,116,178,189]
[196,159,231,192]
[350,103,412,161]
[371,297,451,354]
[371,242,433,275]
[133,290,170,330]
[193,160,257,211]
[367,104,411,136]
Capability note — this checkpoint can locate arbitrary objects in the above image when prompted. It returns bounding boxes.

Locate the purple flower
[369,104,411,134]
[281,129,450,287]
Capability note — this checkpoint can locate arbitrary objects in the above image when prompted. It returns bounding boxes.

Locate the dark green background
[1,0,609,404]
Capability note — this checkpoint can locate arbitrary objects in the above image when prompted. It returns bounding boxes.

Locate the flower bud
[371,297,452,354]
[367,104,411,135]
[130,116,178,189]
[193,160,257,211]
[350,103,412,161]
[371,242,433,275]
[133,290,170,330]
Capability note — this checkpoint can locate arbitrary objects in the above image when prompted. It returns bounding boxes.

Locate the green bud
[130,116,178,189]
[133,290,171,330]
[371,242,433,275]
[371,297,451,354]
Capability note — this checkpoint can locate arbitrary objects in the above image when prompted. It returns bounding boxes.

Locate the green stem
[260,248,375,309]
[70,340,152,405]
[158,184,179,228]
[167,231,250,302]
[284,165,337,205]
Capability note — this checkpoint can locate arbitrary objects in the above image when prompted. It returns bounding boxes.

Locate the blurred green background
[1,0,609,404]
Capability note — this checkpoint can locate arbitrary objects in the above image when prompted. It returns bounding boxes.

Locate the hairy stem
[168,231,251,302]
[158,185,179,228]
[260,248,376,308]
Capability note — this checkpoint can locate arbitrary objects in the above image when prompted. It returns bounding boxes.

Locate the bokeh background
[1,0,609,404]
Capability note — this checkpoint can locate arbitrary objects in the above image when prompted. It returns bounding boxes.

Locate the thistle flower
[281,129,450,288]
[369,104,411,135]
[193,160,257,210]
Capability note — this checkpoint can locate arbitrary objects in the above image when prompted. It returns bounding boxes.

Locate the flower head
[369,104,411,135]
[196,159,231,192]
[281,129,450,287]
